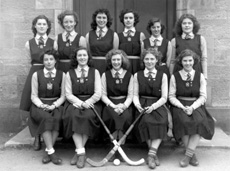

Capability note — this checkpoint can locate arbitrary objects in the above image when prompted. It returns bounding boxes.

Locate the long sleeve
[123,75,134,108]
[140,32,146,42]
[79,36,87,48]
[52,73,66,107]
[65,72,84,107]
[113,32,119,49]
[53,35,58,51]
[169,38,176,75]
[101,73,113,106]
[166,41,172,68]
[151,73,168,110]
[85,33,90,51]
[200,36,208,79]
[85,69,101,104]
[31,72,43,107]
[133,73,141,107]
[168,74,185,109]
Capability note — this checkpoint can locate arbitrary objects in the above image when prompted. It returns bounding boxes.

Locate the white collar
[44,68,56,75]
[63,30,76,37]
[112,68,123,75]
[124,27,136,33]
[77,65,89,72]
[144,68,157,75]
[150,35,163,41]
[96,27,108,33]
[181,69,195,76]
[182,32,194,39]
[35,34,48,40]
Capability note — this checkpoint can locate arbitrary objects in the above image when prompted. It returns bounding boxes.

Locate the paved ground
[1,127,230,171]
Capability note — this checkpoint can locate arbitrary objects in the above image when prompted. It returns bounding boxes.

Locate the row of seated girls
[19,8,215,169]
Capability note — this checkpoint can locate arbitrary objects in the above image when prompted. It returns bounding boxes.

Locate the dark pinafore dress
[143,38,170,79]
[102,70,133,133]
[57,33,80,73]
[135,70,168,142]
[29,70,64,137]
[118,31,141,74]
[171,71,215,141]
[20,38,54,111]
[88,29,114,75]
[173,35,202,74]
[62,68,101,139]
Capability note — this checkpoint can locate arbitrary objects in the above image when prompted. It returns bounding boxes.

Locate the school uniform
[29,68,65,137]
[101,69,133,133]
[133,69,168,142]
[143,35,172,79]
[56,30,86,73]
[20,34,54,111]
[169,69,215,141]
[118,28,143,74]
[62,66,101,139]
[87,27,119,75]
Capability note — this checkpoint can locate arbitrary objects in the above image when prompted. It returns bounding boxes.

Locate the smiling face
[35,19,48,35]
[181,18,194,34]
[111,54,122,71]
[43,54,56,71]
[63,15,76,32]
[96,13,108,29]
[124,12,135,29]
[76,49,89,67]
[143,53,158,71]
[181,55,194,72]
[150,22,161,37]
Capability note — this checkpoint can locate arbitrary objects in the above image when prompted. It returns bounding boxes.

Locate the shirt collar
[144,68,157,75]
[63,30,76,37]
[96,26,108,33]
[150,35,163,42]
[182,32,194,39]
[124,27,136,33]
[77,65,89,72]
[181,69,195,76]
[43,68,56,75]
[111,68,123,75]
[35,34,48,40]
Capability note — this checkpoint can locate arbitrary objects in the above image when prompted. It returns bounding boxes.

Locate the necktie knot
[153,39,158,47]
[66,33,70,40]
[81,68,85,78]
[126,30,132,37]
[148,72,153,78]
[48,71,52,78]
[115,71,119,78]
[185,34,191,40]
[98,29,103,39]
[38,36,44,46]
[187,73,191,81]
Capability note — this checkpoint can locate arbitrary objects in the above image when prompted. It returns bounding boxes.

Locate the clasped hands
[110,103,126,115]
[182,106,194,115]
[40,104,55,111]
[136,104,154,114]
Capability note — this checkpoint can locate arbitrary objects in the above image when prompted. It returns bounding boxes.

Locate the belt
[109,96,126,100]
[60,59,71,62]
[127,56,139,59]
[178,96,197,101]
[92,56,106,60]
[77,95,91,98]
[40,97,58,100]
[33,63,43,66]
[141,96,159,100]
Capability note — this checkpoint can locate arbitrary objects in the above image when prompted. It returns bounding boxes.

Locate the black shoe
[42,154,51,164]
[70,153,78,165]
[179,156,191,167]
[189,154,199,166]
[153,155,160,166]
[76,154,86,168]
[33,135,41,151]
[50,153,62,165]
[148,156,156,169]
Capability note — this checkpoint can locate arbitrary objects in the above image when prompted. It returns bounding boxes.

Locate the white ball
[113,158,120,166]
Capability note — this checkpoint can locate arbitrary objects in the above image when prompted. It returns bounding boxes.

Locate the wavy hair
[119,9,139,27]
[176,49,200,67]
[146,17,165,35]
[32,15,52,37]
[57,10,79,30]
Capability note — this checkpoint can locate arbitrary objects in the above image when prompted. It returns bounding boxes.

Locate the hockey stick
[86,107,146,167]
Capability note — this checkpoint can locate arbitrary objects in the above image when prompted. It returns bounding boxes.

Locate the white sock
[45,148,55,155]
[75,148,85,155]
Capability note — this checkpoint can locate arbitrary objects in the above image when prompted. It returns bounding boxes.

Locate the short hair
[119,9,139,26]
[105,49,130,70]
[57,10,79,30]
[32,15,51,37]
[140,48,162,69]
[146,17,165,35]
[90,8,113,30]
[174,13,200,36]
[70,47,93,69]
[40,49,59,62]
[176,49,200,67]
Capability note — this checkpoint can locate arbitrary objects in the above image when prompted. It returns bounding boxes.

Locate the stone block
[196,9,227,20]
[215,0,230,10]
[24,10,54,23]
[4,64,29,76]
[205,37,214,65]
[54,10,64,35]
[0,22,14,48]
[1,0,35,10]
[188,0,215,9]
[36,0,63,9]
[0,9,25,22]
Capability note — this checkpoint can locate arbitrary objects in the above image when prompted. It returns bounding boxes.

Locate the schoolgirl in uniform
[55,10,87,73]
[20,15,54,151]
[29,49,65,165]
[86,8,119,75]
[118,9,146,74]
[62,47,101,168]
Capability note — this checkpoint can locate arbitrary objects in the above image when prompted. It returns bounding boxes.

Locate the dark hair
[90,8,113,30]
[119,9,139,26]
[57,10,79,30]
[40,49,59,62]
[105,49,130,70]
[174,13,200,36]
[32,15,51,37]
[146,17,165,35]
[176,49,200,67]
[140,48,162,69]
[70,47,93,69]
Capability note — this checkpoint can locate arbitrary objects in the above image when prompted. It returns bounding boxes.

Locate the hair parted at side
[40,48,59,62]
[174,13,200,36]
[32,15,52,37]
[90,8,113,30]
[146,17,165,35]
[176,49,200,67]
[140,48,163,69]
[57,10,79,30]
[70,47,93,69]
[105,49,130,70]
[119,9,139,26]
